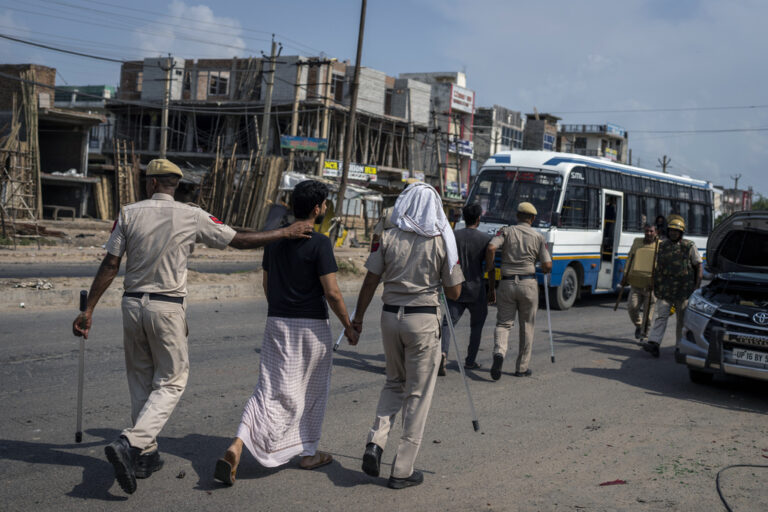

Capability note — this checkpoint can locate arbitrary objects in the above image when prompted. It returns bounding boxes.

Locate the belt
[383,304,438,315]
[123,292,184,304]
[501,274,536,280]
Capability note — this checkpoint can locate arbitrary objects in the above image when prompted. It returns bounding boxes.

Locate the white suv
[676,211,768,384]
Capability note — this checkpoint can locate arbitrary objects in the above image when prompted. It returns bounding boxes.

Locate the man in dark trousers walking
[439,203,492,374]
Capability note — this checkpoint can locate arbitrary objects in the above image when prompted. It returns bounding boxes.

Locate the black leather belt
[383,304,437,315]
[123,292,184,304]
[501,274,536,280]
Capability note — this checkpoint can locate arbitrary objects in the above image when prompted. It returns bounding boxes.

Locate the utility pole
[657,154,671,173]
[259,36,281,157]
[159,54,173,159]
[317,60,333,176]
[731,173,742,190]
[628,148,632,166]
[337,0,367,223]
[406,87,414,174]
[287,60,303,171]
[432,110,445,198]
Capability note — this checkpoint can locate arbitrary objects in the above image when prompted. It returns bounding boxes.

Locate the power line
[34,0,325,56]
[0,33,125,63]
[549,104,768,114]
[633,127,768,134]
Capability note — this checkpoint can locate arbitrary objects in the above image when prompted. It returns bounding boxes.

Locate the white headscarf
[390,182,459,273]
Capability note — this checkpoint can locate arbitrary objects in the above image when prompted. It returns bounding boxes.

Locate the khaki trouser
[368,309,441,479]
[120,295,189,454]
[627,286,656,334]
[648,298,688,347]
[493,278,538,373]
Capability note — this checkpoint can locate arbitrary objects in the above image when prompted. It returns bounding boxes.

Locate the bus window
[624,194,641,232]
[658,198,672,218]
[562,185,588,228]
[690,203,704,235]
[467,170,561,227]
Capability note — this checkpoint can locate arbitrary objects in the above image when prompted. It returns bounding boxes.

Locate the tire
[550,265,578,310]
[688,368,714,385]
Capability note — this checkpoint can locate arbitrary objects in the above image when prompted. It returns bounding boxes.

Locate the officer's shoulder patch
[370,242,380,252]
[209,215,224,225]
[110,219,118,233]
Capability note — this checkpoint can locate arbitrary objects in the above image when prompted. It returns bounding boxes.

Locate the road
[0,261,259,279]
[1,296,767,511]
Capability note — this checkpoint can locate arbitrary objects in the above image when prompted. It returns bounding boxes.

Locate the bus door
[596,190,623,290]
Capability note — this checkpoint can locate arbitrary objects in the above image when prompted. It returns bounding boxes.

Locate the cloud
[416,0,768,193]
[133,1,248,58]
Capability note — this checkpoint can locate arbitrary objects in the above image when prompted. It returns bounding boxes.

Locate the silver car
[676,210,768,384]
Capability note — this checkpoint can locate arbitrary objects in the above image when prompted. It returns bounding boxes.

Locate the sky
[1,0,767,196]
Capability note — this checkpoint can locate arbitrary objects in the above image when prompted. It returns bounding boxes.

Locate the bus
[464,151,714,310]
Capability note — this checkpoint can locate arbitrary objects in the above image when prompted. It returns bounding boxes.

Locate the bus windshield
[468,169,562,228]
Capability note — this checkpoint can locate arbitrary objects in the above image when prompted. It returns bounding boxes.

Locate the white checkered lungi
[236,316,333,467]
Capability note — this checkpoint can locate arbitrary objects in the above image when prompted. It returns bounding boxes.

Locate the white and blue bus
[464,151,714,310]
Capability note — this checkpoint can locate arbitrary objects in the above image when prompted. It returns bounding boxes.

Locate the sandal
[300,451,333,470]
[214,451,239,486]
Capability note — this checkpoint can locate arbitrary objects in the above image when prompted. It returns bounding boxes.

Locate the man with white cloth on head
[352,182,464,489]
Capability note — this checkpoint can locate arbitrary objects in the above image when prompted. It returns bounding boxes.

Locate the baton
[543,274,555,363]
[440,291,480,432]
[75,290,87,443]
[333,308,356,352]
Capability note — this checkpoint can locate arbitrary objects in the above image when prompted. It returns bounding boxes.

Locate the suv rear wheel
[688,368,714,385]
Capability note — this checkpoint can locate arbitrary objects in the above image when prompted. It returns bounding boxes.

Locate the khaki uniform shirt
[372,207,394,237]
[364,228,465,306]
[490,223,551,276]
[106,193,237,296]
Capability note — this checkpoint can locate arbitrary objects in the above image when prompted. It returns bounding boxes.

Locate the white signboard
[450,85,474,114]
[323,160,377,182]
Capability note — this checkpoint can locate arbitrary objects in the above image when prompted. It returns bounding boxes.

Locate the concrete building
[0,64,103,219]
[54,85,116,154]
[111,56,436,190]
[399,71,475,199]
[558,122,629,163]
[473,105,524,163]
[720,186,753,216]
[523,112,559,151]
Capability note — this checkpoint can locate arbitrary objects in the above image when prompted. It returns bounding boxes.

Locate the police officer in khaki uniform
[352,183,464,489]
[72,159,312,495]
[486,202,552,380]
[621,224,659,340]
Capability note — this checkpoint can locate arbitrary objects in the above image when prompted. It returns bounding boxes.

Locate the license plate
[732,348,768,365]
[726,334,768,348]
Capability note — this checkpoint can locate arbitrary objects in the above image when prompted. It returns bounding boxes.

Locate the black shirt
[454,227,492,303]
[262,232,338,319]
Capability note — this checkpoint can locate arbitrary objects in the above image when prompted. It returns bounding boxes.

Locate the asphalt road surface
[2,295,767,511]
[0,261,259,279]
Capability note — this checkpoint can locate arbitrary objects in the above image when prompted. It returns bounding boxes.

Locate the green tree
[752,194,768,211]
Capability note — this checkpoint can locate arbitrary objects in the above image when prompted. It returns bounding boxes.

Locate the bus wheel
[550,266,578,310]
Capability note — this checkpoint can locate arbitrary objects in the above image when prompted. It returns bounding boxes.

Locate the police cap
[146,159,183,177]
[517,202,537,215]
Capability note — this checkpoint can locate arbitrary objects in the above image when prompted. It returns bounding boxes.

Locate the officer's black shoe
[464,361,481,370]
[649,342,660,358]
[514,369,533,377]
[362,443,383,477]
[438,353,447,377]
[634,326,643,339]
[135,450,164,479]
[388,470,424,489]
[490,354,504,381]
[104,436,140,494]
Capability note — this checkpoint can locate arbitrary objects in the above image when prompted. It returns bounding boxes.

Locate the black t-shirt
[262,232,338,319]
[455,227,492,303]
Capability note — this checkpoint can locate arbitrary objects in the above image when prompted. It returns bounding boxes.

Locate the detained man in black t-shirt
[214,180,359,486]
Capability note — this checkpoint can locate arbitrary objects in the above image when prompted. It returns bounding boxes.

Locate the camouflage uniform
[647,238,701,351]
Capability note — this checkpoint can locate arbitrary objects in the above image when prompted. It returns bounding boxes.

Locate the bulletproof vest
[653,239,696,303]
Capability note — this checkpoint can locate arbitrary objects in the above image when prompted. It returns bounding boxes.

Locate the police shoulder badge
[209,215,224,225]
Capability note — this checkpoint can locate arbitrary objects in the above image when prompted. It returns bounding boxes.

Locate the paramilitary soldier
[352,182,464,489]
[621,224,659,341]
[72,159,312,495]
[486,202,552,380]
[643,214,702,357]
